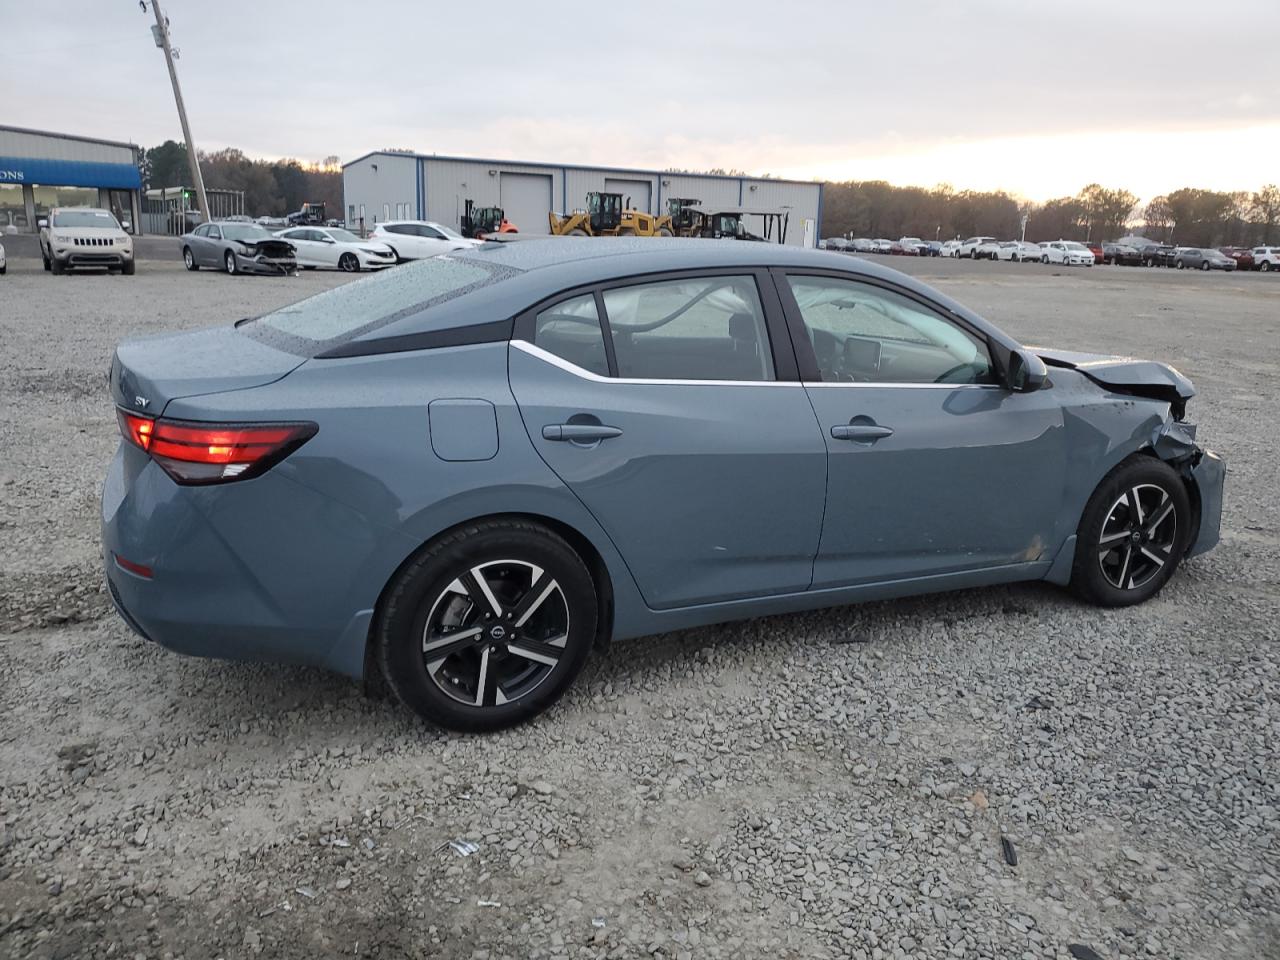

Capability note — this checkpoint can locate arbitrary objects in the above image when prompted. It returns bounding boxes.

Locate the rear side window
[601,276,774,382]
[246,256,515,352]
[533,294,609,377]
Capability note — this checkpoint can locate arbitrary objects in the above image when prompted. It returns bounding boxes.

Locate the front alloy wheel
[1070,457,1190,606]
[1096,484,1177,591]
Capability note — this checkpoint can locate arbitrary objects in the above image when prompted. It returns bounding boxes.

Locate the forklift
[460,199,517,239]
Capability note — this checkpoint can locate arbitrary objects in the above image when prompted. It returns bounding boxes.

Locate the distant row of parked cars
[179,216,482,275]
[823,234,1280,273]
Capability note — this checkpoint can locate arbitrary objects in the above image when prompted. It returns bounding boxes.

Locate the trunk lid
[111,325,304,416]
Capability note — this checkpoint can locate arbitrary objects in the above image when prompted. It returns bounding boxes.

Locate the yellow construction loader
[548,192,673,237]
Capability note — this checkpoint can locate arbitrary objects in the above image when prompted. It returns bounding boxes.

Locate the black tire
[42,252,51,272]
[338,252,360,272]
[377,519,598,732]
[1070,456,1191,607]
[183,247,198,271]
[1261,261,1272,273]
[122,259,135,276]
[1041,255,1050,264]
[224,250,237,274]
[51,256,66,275]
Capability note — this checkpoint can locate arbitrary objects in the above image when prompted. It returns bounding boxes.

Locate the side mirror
[122,220,132,232]
[1007,348,1049,393]
[38,219,48,229]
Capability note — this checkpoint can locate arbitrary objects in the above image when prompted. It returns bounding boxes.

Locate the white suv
[959,236,999,259]
[1040,240,1094,266]
[367,220,480,261]
[1252,246,1280,272]
[39,207,135,275]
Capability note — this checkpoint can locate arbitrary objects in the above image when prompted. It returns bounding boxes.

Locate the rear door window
[601,276,774,382]
[533,294,609,377]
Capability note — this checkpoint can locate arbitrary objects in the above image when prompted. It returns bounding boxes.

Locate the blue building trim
[0,156,141,190]
[416,158,424,219]
[737,178,744,205]
[561,167,567,215]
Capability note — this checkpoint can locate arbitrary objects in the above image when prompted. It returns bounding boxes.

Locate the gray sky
[3,1,1276,201]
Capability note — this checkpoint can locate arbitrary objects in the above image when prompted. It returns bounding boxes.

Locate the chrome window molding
[511,340,802,388]
[512,340,1005,391]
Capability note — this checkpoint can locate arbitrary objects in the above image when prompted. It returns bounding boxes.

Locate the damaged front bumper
[234,252,296,276]
[1153,418,1224,557]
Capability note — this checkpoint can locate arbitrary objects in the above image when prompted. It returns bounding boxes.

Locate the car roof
[358,237,1010,348]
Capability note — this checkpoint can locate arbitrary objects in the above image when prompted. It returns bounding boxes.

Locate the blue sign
[0,156,141,190]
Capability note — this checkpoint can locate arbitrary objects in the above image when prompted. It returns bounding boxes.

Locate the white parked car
[897,236,929,255]
[996,241,1043,262]
[939,239,963,257]
[870,238,893,253]
[1252,246,1280,272]
[275,226,397,272]
[367,220,480,261]
[850,238,875,253]
[825,237,850,251]
[1041,240,1095,266]
[0,240,5,275]
[958,236,999,259]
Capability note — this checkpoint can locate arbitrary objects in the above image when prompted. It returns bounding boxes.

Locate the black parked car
[1140,244,1178,267]
[1101,242,1143,266]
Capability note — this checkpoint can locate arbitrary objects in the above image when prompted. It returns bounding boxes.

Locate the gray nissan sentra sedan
[103,238,1224,731]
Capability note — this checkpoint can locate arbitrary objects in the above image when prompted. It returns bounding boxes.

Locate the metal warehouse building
[0,125,143,235]
[342,151,823,247]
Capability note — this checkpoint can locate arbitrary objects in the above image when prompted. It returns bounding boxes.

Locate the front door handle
[830,423,894,442]
[542,423,623,442]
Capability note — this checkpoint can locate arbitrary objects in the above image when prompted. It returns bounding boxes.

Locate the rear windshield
[243,256,515,354]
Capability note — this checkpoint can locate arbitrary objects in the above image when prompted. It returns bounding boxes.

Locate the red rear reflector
[113,553,153,579]
[117,409,316,485]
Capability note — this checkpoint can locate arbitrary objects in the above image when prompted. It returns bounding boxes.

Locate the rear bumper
[101,444,413,679]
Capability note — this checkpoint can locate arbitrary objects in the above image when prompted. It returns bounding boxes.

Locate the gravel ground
[1,257,1276,960]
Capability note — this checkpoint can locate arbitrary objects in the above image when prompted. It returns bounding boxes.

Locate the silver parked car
[181,221,297,275]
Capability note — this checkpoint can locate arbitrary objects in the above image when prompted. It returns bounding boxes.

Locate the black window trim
[769,266,1008,388]
[512,266,801,383]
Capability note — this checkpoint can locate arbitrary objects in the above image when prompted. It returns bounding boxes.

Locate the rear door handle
[830,423,894,442]
[542,423,623,442]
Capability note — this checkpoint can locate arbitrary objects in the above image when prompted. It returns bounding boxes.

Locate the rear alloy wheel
[338,252,360,272]
[378,520,597,732]
[1261,261,1272,272]
[1041,255,1050,264]
[183,247,198,271]
[1070,457,1189,607]
[224,250,237,274]
[1200,260,1210,271]
[1176,260,1185,269]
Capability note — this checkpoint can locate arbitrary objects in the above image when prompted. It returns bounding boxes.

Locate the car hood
[1031,347,1195,402]
[50,226,130,240]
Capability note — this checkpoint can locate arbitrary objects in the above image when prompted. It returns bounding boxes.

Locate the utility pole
[145,0,208,222]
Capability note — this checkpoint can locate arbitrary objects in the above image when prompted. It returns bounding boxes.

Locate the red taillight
[116,409,316,485]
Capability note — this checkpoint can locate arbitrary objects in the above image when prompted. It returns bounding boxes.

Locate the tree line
[140,141,342,218]
[822,180,1280,248]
